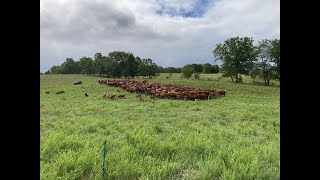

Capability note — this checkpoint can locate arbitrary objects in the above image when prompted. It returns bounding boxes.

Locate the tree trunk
[235,73,238,83]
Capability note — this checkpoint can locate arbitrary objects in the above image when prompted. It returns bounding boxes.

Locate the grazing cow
[45,92,50,94]
[98,79,227,101]
[74,81,82,85]
[85,93,88,97]
[118,94,125,99]
[106,94,116,100]
[56,91,64,94]
[217,90,227,96]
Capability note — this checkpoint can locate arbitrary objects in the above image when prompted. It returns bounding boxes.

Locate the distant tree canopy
[138,58,158,78]
[46,51,219,77]
[163,67,182,73]
[45,36,279,85]
[202,63,219,73]
[182,66,194,79]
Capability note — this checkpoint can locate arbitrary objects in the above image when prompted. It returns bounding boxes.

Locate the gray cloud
[40,0,280,72]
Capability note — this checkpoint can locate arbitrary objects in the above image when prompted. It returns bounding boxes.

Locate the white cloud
[40,0,280,72]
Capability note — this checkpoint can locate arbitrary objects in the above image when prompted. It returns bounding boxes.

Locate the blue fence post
[102,139,107,180]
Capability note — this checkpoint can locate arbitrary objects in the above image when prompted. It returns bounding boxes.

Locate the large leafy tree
[270,39,280,80]
[79,57,95,75]
[202,63,212,73]
[107,51,128,78]
[121,53,138,78]
[213,37,258,82]
[61,58,80,74]
[255,39,275,85]
[190,63,203,73]
[93,53,105,76]
[48,65,63,74]
[182,66,194,79]
[212,65,219,73]
[138,58,157,78]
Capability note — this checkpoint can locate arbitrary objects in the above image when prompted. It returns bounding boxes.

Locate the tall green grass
[40,74,280,179]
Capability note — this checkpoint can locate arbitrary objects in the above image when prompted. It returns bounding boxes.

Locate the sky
[40,0,280,72]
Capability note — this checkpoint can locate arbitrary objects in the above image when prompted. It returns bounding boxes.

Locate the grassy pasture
[40,73,279,179]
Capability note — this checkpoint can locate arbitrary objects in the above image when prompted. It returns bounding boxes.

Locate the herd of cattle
[98,79,226,101]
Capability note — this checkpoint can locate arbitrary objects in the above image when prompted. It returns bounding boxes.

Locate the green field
[40,74,280,179]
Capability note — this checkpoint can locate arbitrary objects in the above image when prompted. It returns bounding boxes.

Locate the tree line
[44,36,279,85]
[44,51,220,78]
[214,37,280,85]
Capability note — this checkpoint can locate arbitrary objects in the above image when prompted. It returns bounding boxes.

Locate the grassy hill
[40,73,280,179]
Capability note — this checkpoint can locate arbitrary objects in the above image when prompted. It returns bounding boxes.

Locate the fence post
[102,139,107,180]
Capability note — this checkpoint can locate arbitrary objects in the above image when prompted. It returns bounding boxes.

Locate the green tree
[79,57,95,75]
[108,51,129,78]
[138,58,157,78]
[191,64,203,73]
[203,63,212,73]
[255,39,275,85]
[213,37,258,83]
[156,66,165,73]
[165,67,181,73]
[49,65,63,74]
[61,58,79,74]
[122,53,138,78]
[212,65,219,73]
[182,66,194,79]
[270,39,280,80]
[93,52,104,76]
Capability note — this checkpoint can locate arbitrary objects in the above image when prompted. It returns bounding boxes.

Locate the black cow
[74,81,82,85]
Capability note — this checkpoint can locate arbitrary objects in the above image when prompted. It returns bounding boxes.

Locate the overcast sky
[40,0,280,72]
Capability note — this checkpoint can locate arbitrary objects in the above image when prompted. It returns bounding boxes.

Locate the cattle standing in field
[98,79,227,101]
[107,94,116,100]
[56,91,64,94]
[45,92,50,94]
[85,93,88,97]
[118,94,125,99]
[217,90,227,96]
[74,81,82,85]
